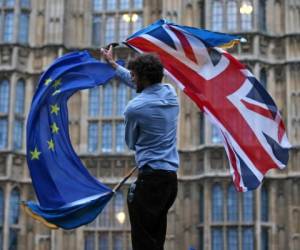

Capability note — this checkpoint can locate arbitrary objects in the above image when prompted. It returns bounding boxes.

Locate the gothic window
[103,84,113,117]
[242,191,254,222]
[92,16,102,46]
[241,1,253,31]
[106,0,116,11]
[211,227,223,250]
[133,0,143,9]
[15,79,25,115]
[105,16,115,45]
[98,233,109,249]
[116,122,125,152]
[102,122,112,152]
[258,0,267,31]
[13,119,23,150]
[242,227,254,250]
[116,83,127,115]
[84,232,95,250]
[212,184,224,221]
[119,17,130,42]
[9,187,20,250]
[88,122,98,152]
[0,79,9,113]
[18,12,29,43]
[260,68,267,89]
[261,227,269,250]
[113,233,123,250]
[4,12,14,42]
[20,0,30,8]
[89,87,100,117]
[227,0,237,31]
[199,185,204,222]
[132,14,143,32]
[212,0,223,31]
[5,0,15,7]
[0,79,9,149]
[261,185,268,221]
[199,112,205,144]
[114,192,125,226]
[227,184,238,221]
[93,0,103,11]
[120,0,129,10]
[0,119,8,149]
[227,227,238,250]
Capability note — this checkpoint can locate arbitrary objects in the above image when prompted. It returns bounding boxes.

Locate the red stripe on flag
[168,25,198,64]
[241,100,274,120]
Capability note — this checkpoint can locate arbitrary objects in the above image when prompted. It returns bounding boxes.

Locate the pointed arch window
[18,12,29,43]
[132,15,143,33]
[261,185,268,221]
[116,83,127,116]
[258,0,267,31]
[4,12,14,42]
[93,0,103,11]
[260,68,267,89]
[9,187,20,250]
[0,79,9,113]
[227,0,237,31]
[15,79,25,115]
[89,87,100,117]
[119,18,130,42]
[116,122,125,152]
[103,83,113,116]
[212,184,224,221]
[242,191,254,222]
[241,1,253,31]
[212,0,223,31]
[227,184,238,221]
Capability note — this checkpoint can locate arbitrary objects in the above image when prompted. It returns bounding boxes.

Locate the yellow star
[44,78,52,86]
[51,122,59,134]
[47,139,55,151]
[50,104,60,115]
[53,78,62,88]
[52,89,61,96]
[30,147,41,160]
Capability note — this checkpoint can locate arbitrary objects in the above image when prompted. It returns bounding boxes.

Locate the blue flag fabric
[24,51,120,229]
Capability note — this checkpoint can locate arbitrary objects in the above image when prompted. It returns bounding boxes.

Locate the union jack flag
[125,20,291,192]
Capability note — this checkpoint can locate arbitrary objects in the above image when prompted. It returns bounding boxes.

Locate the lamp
[240,1,253,15]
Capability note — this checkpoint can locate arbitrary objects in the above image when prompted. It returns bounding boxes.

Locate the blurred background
[0,0,299,249]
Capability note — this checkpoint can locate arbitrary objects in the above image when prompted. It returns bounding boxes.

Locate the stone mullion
[8,74,17,152]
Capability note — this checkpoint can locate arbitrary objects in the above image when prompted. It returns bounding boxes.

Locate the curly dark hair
[127,54,164,85]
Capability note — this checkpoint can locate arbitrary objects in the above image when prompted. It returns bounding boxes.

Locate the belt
[138,165,176,175]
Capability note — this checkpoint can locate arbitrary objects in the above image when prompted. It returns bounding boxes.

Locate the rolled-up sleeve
[124,106,139,150]
[115,65,136,89]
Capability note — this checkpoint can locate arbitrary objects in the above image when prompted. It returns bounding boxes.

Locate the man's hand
[100,45,118,69]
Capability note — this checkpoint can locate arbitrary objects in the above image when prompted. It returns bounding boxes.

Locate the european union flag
[23,51,122,229]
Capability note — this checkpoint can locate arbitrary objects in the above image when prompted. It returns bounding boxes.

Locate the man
[101,46,179,250]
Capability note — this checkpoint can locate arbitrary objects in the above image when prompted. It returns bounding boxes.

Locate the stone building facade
[0,0,299,249]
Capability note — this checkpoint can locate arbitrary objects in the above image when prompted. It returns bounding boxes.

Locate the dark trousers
[127,166,177,250]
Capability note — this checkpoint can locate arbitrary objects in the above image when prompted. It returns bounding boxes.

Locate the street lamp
[122,13,139,23]
[240,1,253,15]
[116,211,126,224]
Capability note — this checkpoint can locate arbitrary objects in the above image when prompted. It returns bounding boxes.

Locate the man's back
[124,83,179,171]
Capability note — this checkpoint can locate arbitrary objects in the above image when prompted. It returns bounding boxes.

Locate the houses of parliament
[0,0,299,249]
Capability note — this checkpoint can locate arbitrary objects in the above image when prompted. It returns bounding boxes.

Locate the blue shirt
[116,65,179,172]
